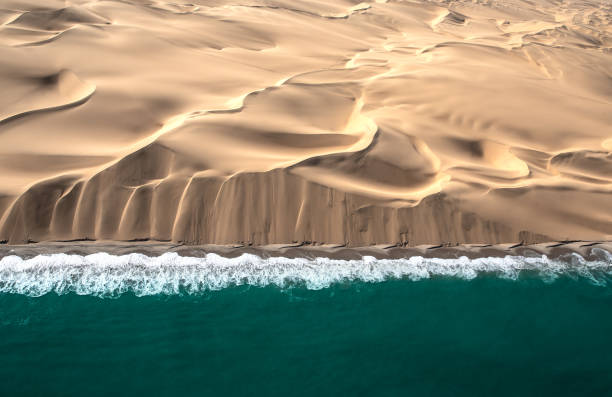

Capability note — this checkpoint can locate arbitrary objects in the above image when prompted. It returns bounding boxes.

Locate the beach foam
[0,249,611,297]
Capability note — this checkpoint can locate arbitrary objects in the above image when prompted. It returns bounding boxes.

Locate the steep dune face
[0,0,610,245]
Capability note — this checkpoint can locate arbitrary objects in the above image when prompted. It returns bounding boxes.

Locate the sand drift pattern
[0,0,610,245]
[1,250,611,297]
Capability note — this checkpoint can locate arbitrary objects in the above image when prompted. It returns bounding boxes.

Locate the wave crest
[0,250,611,297]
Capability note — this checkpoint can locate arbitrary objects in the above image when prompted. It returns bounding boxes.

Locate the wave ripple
[0,250,611,297]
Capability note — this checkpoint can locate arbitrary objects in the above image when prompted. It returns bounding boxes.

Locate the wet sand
[1,240,610,260]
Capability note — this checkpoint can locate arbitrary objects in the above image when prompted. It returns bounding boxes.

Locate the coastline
[1,240,610,260]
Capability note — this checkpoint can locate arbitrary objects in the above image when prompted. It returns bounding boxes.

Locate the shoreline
[1,240,610,260]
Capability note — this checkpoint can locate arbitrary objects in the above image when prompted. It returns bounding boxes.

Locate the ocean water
[1,250,612,396]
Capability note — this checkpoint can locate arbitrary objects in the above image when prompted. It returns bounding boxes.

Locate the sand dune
[0,0,610,245]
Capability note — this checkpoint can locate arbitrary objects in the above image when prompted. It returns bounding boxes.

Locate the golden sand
[0,0,610,245]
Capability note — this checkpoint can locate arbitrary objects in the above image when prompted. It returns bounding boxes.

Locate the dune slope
[0,0,610,245]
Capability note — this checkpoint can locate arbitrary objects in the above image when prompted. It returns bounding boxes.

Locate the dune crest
[0,0,610,245]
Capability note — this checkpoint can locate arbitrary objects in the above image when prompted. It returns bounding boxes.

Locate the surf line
[1,250,611,297]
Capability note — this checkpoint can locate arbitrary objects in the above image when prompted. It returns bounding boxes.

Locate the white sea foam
[0,249,611,297]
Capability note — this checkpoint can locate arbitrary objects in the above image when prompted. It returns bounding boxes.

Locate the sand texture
[1,241,611,261]
[0,0,610,246]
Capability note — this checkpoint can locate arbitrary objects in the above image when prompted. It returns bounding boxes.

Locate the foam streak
[1,250,611,297]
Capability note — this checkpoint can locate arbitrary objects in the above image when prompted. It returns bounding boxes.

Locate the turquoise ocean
[1,250,612,396]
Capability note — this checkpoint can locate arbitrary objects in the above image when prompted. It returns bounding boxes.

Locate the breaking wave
[0,249,611,297]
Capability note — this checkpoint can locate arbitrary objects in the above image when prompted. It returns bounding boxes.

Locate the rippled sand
[0,0,610,245]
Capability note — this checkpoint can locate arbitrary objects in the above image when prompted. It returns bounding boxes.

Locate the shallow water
[1,250,612,296]
[1,253,612,396]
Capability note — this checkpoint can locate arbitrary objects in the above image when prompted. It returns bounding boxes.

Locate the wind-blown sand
[0,0,610,246]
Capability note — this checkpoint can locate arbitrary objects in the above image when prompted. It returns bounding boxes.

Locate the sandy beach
[3,3,612,392]
[1,240,610,260]
[0,0,610,246]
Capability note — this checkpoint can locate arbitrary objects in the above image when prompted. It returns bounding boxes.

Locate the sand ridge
[0,0,610,245]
